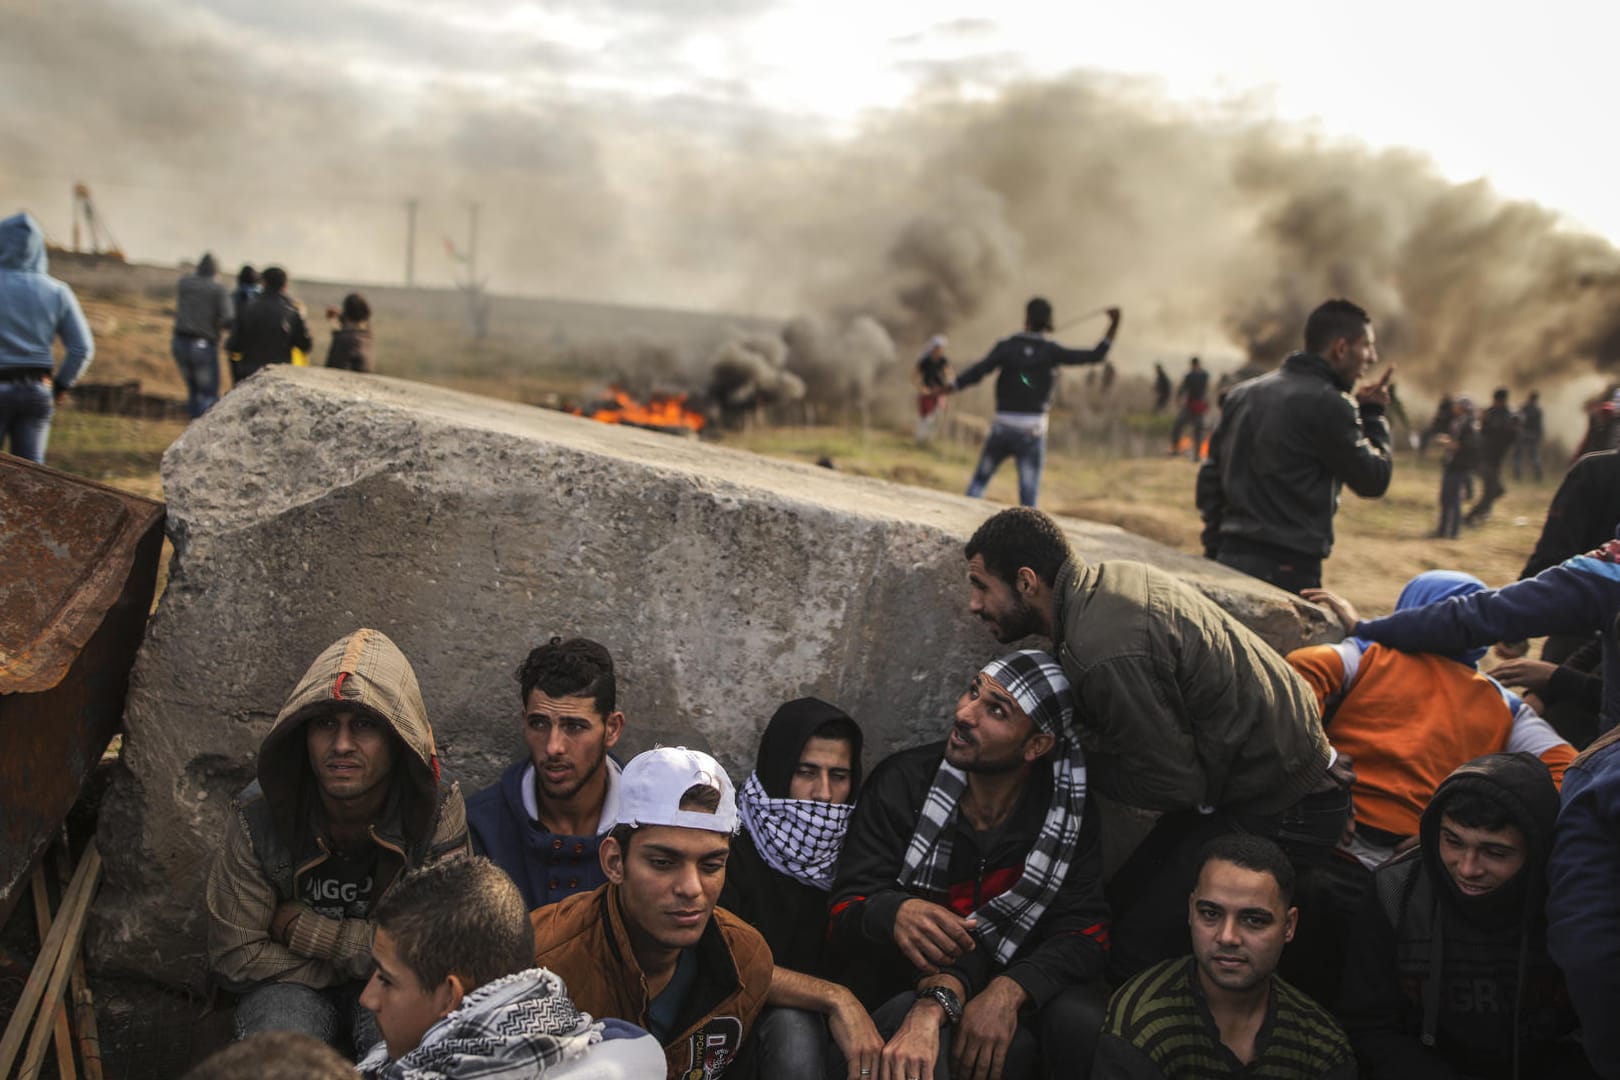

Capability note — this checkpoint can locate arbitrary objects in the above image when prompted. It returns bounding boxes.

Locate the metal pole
[404,199,417,289]
[468,202,480,285]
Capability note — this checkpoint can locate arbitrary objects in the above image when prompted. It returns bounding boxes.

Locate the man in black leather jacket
[1196,298,1394,592]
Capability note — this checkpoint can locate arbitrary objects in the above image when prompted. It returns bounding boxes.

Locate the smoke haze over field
[7,0,1620,400]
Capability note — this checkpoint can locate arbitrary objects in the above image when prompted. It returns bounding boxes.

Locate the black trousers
[873,983,1107,1080]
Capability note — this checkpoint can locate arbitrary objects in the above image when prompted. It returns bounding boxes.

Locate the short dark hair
[812,716,860,748]
[1493,387,1510,403]
[965,507,1073,589]
[516,636,616,715]
[1025,297,1054,332]
[1439,788,1516,833]
[181,1032,353,1080]
[1302,299,1370,354]
[236,264,259,286]
[261,266,288,293]
[342,292,371,324]
[373,857,532,994]
[1197,834,1296,907]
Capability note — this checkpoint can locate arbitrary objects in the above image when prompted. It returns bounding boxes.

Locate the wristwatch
[915,984,963,1026]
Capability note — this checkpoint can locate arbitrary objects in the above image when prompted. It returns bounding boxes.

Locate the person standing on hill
[1196,298,1393,593]
[1167,357,1209,459]
[1466,387,1520,525]
[945,297,1121,508]
[172,252,234,418]
[1515,389,1544,482]
[0,211,93,464]
[913,335,952,443]
[1152,362,1172,413]
[227,265,312,383]
[325,293,374,373]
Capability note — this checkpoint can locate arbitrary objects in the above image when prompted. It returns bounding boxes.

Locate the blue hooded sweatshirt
[0,212,93,386]
[1353,569,1491,667]
[1354,538,1620,734]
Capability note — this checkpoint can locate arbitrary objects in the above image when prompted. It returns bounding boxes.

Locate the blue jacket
[1353,539,1620,734]
[466,758,617,910]
[0,213,93,386]
[1548,733,1620,1078]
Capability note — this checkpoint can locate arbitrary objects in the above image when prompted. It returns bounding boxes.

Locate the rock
[89,366,1337,988]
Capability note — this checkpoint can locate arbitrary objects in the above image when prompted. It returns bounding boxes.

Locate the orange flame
[571,386,706,432]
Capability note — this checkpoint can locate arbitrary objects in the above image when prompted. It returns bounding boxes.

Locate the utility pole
[467,202,480,286]
[404,198,417,289]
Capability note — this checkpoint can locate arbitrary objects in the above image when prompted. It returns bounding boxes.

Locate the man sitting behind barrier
[830,651,1110,1080]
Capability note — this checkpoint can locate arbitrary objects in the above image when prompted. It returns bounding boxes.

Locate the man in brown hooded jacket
[205,628,469,1053]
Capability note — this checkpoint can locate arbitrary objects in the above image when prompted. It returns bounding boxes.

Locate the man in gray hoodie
[173,252,234,418]
[0,211,93,463]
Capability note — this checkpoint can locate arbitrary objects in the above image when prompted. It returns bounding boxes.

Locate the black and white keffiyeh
[356,968,602,1080]
[897,649,1087,965]
[737,772,853,890]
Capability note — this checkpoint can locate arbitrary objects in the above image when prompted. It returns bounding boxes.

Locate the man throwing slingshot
[945,298,1122,508]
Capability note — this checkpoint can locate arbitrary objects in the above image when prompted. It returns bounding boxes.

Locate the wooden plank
[0,840,100,1079]
[29,866,78,1080]
[18,843,102,1080]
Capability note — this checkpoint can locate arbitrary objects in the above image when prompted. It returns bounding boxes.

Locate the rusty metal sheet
[1,456,164,925]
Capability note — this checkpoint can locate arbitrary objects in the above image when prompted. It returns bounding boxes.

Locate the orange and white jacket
[1289,638,1573,842]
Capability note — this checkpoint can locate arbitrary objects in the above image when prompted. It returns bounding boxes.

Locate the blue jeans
[172,334,221,418]
[966,423,1046,507]
[0,376,53,463]
[1438,468,1470,538]
[234,982,381,1057]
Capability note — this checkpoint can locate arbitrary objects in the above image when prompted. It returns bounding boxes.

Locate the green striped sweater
[1093,957,1355,1078]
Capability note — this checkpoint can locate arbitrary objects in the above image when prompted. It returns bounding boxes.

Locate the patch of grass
[47,409,183,498]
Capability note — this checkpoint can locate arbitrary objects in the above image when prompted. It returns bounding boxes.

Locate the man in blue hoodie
[0,212,93,463]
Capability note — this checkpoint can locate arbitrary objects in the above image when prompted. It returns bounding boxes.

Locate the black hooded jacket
[718,698,862,977]
[1338,753,1589,1079]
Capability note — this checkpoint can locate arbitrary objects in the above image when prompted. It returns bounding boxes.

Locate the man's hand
[951,977,1025,1080]
[270,901,305,945]
[827,989,884,1080]
[1301,587,1359,634]
[893,898,976,973]
[1490,658,1557,695]
[879,1003,941,1080]
[1355,366,1394,407]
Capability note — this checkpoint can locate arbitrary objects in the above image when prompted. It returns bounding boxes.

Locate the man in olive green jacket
[962,507,1338,981]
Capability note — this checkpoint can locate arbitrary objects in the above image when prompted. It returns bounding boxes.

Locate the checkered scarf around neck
[738,771,854,890]
[897,650,1086,965]
[356,968,602,1080]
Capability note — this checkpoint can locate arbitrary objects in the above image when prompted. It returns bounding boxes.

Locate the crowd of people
[0,211,378,466]
[180,382,1620,1078]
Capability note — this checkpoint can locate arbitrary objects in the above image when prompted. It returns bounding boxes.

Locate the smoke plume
[7,0,1620,405]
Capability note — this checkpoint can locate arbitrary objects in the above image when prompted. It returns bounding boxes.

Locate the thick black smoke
[7,2,1620,404]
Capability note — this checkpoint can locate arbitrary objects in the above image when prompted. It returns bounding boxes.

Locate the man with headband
[830,652,1109,1080]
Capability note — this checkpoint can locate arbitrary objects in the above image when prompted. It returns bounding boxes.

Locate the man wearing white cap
[830,651,1110,1080]
[533,746,853,1080]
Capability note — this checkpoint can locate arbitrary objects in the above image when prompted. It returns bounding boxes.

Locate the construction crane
[71,182,123,259]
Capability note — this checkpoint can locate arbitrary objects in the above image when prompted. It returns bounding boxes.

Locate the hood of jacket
[1362,570,1489,667]
[1419,751,1559,927]
[195,252,217,277]
[755,696,863,799]
[0,213,47,273]
[257,628,442,850]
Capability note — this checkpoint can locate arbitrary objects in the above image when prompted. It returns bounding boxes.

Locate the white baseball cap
[617,746,739,835]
